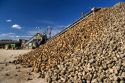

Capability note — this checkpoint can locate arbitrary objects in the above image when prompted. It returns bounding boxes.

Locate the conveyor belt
[46,11,93,43]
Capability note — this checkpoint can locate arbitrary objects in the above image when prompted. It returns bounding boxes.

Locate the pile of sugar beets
[17,2,125,83]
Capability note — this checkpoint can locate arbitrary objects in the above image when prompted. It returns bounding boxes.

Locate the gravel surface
[0,49,46,83]
[0,50,31,62]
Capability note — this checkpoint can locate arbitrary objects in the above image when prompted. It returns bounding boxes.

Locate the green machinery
[5,44,16,50]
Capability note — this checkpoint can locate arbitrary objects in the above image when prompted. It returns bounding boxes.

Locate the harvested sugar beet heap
[18,2,125,83]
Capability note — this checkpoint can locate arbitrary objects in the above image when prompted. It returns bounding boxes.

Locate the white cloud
[27,25,66,37]
[0,33,31,40]
[27,25,64,36]
[16,35,32,38]
[51,25,66,36]
[0,33,16,38]
[51,29,61,36]
[12,24,22,29]
[6,19,12,22]
[28,30,42,35]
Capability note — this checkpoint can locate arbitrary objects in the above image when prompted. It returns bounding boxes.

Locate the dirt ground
[0,49,46,83]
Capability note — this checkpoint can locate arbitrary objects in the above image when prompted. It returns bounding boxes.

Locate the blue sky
[0,0,125,39]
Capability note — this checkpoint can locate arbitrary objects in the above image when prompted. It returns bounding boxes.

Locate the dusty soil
[0,49,46,83]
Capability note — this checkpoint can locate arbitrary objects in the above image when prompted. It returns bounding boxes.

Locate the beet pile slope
[18,3,125,83]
